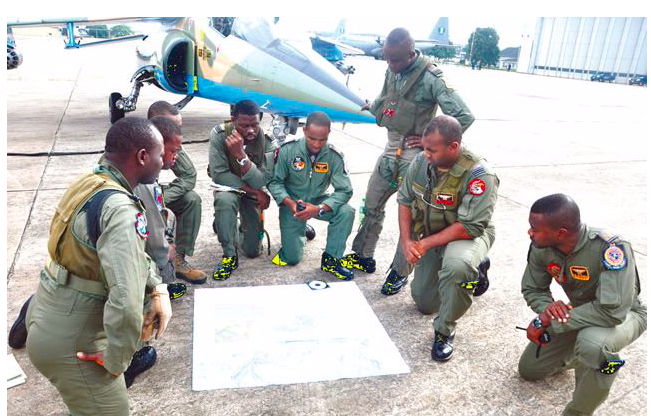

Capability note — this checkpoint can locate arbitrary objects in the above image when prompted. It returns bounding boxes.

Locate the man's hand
[360,99,371,112]
[404,135,423,150]
[543,301,573,324]
[294,199,318,221]
[167,243,176,261]
[76,351,119,376]
[402,239,425,265]
[225,129,246,160]
[255,190,271,211]
[141,284,172,341]
[282,197,298,214]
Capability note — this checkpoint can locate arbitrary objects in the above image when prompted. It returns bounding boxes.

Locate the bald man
[344,27,475,296]
[25,118,172,415]
[520,194,646,415]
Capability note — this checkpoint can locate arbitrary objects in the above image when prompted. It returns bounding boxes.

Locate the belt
[45,257,108,298]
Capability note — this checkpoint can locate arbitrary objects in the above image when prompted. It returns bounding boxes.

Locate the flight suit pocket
[598,273,621,308]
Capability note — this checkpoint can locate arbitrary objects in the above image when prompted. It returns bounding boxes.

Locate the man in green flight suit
[268,111,356,280]
[147,101,206,283]
[24,117,173,415]
[519,193,646,416]
[397,115,497,361]
[343,27,476,296]
[208,99,276,280]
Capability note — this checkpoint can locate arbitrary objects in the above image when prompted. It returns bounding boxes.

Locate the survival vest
[375,55,442,137]
[411,148,482,236]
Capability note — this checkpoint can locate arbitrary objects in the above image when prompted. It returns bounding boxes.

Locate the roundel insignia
[603,244,626,270]
[469,178,486,195]
[292,156,306,171]
[135,212,149,239]
[154,185,163,211]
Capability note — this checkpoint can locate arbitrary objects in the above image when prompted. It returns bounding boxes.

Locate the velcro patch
[603,244,627,270]
[435,193,455,205]
[547,262,565,283]
[470,166,486,178]
[135,212,149,239]
[292,156,306,171]
[570,266,590,281]
[469,178,486,195]
[314,162,329,173]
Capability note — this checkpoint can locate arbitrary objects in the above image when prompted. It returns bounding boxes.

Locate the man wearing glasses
[396,115,498,361]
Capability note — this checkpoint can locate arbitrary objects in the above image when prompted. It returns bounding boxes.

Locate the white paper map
[192,281,409,390]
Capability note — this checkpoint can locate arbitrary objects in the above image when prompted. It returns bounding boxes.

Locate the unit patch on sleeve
[570,266,590,281]
[154,184,164,211]
[468,178,486,195]
[547,262,565,283]
[135,212,149,239]
[314,162,329,173]
[292,156,306,171]
[603,244,627,270]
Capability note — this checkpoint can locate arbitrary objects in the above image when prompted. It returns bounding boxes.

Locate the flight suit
[25,161,161,416]
[162,148,201,257]
[134,182,176,282]
[208,122,277,258]
[519,226,647,416]
[268,137,354,265]
[353,50,474,276]
[397,148,498,336]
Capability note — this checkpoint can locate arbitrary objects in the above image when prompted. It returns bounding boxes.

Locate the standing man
[25,118,172,415]
[208,99,276,280]
[519,194,646,416]
[147,101,206,283]
[268,111,355,280]
[397,115,497,361]
[343,28,475,295]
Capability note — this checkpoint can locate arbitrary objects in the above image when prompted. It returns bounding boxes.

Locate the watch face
[533,317,542,329]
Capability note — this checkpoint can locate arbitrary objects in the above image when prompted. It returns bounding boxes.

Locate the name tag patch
[435,193,455,205]
[314,162,329,173]
[570,266,590,281]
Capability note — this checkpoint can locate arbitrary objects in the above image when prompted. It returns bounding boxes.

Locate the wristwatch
[237,156,249,166]
[318,204,326,217]
[532,316,543,329]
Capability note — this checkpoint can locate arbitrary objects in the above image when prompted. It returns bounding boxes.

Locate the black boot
[473,258,491,297]
[124,346,157,388]
[342,253,376,273]
[321,252,354,281]
[305,223,316,241]
[381,269,408,295]
[431,330,455,362]
[8,295,33,349]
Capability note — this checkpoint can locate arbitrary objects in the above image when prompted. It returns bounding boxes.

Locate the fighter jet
[7,17,375,141]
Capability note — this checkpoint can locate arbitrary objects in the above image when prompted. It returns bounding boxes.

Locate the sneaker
[321,252,354,281]
[8,295,33,349]
[342,253,376,273]
[381,269,408,295]
[431,330,455,362]
[473,258,491,297]
[214,255,239,280]
[174,254,207,284]
[271,252,288,266]
[124,346,157,388]
[167,283,187,300]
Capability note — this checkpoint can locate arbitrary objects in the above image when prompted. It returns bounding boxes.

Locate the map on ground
[192,281,410,390]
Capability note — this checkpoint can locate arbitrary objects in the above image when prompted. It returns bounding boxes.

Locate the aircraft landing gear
[269,115,299,144]
[109,93,125,124]
[109,66,155,124]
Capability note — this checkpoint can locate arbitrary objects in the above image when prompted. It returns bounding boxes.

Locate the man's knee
[440,257,474,281]
[213,192,239,211]
[518,350,547,381]
[283,248,303,265]
[410,286,437,315]
[575,329,609,368]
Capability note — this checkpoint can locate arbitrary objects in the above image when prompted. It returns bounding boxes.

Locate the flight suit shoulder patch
[427,64,444,77]
[135,212,149,239]
[603,244,627,270]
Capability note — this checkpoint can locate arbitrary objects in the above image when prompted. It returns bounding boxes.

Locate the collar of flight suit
[95,159,136,194]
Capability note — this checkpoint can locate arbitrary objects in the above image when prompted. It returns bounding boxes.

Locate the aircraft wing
[7,17,178,27]
[311,35,365,55]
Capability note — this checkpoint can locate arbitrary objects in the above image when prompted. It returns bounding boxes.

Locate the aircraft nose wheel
[305,223,316,241]
[109,92,125,124]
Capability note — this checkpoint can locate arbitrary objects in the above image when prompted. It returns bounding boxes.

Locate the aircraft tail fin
[429,17,450,44]
[335,19,346,36]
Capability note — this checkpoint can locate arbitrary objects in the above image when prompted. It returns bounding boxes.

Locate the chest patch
[603,244,627,270]
[435,193,455,205]
[547,262,565,283]
[469,178,486,195]
[292,156,306,171]
[314,162,329,173]
[570,266,590,281]
[154,184,164,211]
[135,212,149,239]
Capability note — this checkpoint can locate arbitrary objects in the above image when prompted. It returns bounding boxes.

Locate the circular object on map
[307,280,328,290]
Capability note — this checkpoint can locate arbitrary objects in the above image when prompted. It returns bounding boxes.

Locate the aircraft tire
[109,92,125,124]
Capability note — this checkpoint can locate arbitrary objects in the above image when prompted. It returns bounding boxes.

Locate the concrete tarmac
[6,36,647,415]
